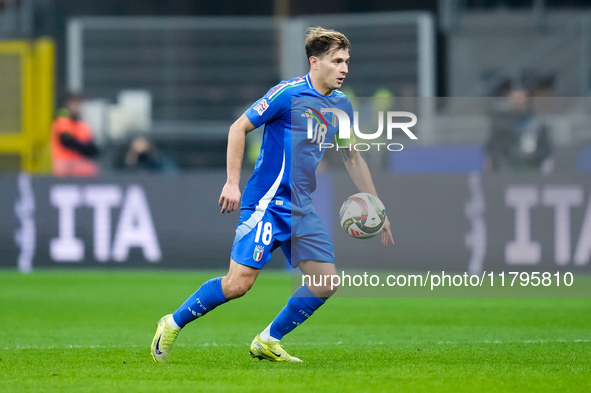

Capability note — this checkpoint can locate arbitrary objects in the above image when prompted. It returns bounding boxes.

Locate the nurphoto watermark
[304,107,418,151]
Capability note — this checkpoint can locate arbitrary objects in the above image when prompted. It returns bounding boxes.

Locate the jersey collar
[305,74,338,97]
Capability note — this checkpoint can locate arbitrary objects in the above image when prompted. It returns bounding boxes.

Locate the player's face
[315,47,349,94]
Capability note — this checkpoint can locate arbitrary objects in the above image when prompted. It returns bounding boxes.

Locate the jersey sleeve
[244,83,290,128]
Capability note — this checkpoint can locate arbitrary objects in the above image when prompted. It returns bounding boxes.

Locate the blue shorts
[231,208,335,269]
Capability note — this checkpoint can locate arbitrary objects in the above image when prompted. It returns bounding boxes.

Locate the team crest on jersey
[253,99,269,116]
[253,245,265,262]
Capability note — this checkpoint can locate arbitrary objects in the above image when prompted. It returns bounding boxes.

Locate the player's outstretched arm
[341,149,394,246]
[219,114,256,214]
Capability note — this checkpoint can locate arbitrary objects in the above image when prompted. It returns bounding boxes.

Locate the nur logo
[305,107,418,151]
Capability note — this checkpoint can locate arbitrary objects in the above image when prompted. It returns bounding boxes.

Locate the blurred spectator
[485,87,553,173]
[123,137,176,172]
[51,92,99,177]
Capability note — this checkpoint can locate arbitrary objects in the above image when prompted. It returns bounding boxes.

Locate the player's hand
[219,183,241,214]
[381,216,394,246]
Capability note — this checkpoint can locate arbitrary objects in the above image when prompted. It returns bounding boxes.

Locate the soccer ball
[339,192,386,239]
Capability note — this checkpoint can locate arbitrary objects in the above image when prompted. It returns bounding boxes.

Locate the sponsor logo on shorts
[254,99,269,116]
[253,245,264,261]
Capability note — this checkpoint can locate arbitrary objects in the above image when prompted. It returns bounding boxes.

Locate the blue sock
[268,285,325,340]
[172,277,227,328]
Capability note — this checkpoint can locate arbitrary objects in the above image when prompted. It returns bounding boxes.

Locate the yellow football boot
[249,335,302,362]
[151,314,180,363]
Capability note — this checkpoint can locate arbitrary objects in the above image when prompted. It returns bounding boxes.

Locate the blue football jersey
[243,74,353,215]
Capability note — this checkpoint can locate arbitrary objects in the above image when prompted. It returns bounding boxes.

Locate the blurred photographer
[50,92,99,176]
[485,87,553,174]
[124,137,173,172]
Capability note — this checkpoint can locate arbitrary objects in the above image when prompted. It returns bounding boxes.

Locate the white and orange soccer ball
[339,192,386,239]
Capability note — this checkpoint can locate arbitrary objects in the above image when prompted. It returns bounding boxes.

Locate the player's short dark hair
[305,27,350,61]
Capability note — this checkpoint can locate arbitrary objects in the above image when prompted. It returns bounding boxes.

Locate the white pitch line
[1,339,589,351]
[436,339,591,345]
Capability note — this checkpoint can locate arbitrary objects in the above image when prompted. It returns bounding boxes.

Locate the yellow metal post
[0,39,55,173]
[32,38,55,173]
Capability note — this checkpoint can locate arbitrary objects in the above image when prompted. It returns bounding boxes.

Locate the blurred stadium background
[1,0,591,275]
[1,3,590,392]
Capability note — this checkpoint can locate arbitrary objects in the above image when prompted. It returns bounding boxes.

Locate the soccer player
[151,26,394,363]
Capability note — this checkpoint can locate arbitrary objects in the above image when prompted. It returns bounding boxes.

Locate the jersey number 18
[254,221,273,245]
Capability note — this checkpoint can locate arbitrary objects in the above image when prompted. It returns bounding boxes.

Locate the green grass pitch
[0,270,589,392]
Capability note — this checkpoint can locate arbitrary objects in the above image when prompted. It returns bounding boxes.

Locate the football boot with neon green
[151,314,180,363]
[249,335,302,362]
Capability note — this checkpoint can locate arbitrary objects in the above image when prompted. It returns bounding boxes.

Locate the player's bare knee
[222,277,253,299]
[306,282,338,299]
[229,285,249,299]
[329,282,339,296]
[322,283,339,298]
